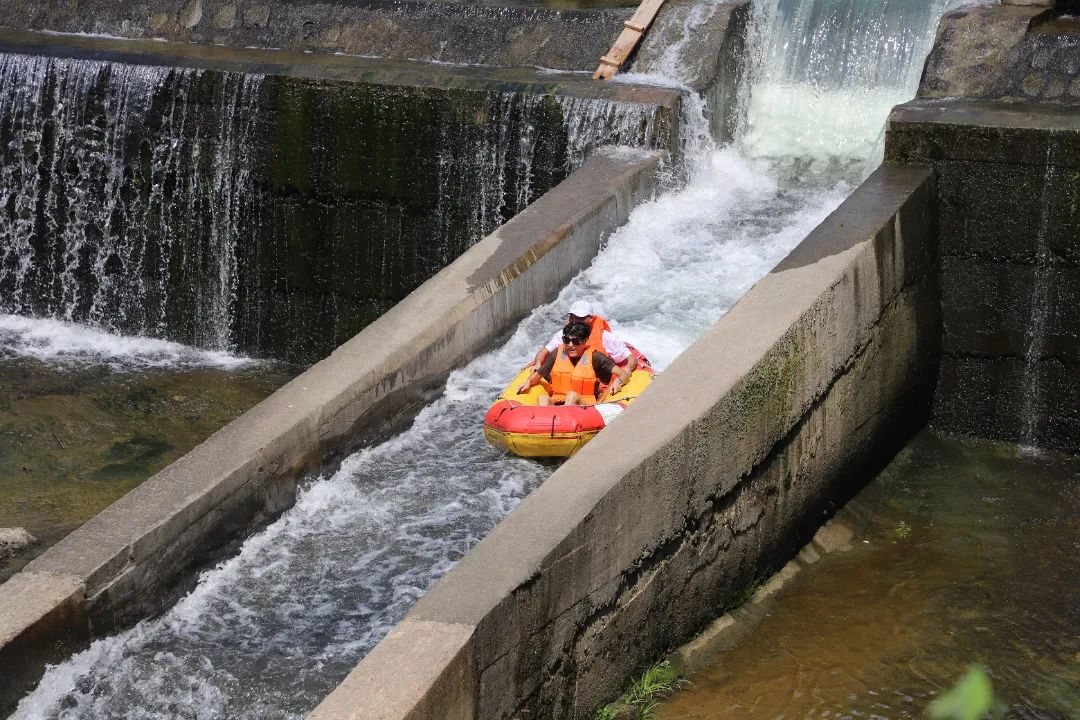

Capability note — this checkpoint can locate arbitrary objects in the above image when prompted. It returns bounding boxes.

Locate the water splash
[741,0,966,180]
[0,314,255,370]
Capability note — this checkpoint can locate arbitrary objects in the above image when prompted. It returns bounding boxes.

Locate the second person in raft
[530,300,638,374]
[516,321,632,406]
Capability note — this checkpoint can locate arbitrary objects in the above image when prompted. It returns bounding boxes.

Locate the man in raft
[517,321,632,406]
[529,300,638,373]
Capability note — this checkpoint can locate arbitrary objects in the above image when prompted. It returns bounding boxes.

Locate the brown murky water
[0,357,297,582]
[657,431,1080,720]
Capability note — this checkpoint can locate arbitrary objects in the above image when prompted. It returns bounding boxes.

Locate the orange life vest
[586,315,612,353]
[549,346,599,404]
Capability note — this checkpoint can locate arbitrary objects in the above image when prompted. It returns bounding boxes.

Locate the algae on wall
[239,79,572,362]
[0,50,666,363]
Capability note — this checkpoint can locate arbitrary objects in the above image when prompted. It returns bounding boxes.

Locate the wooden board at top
[593,0,667,80]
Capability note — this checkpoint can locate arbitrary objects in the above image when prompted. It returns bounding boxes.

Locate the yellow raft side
[483,426,600,458]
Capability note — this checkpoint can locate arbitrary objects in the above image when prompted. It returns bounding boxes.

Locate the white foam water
[0,314,255,370]
[12,0,962,716]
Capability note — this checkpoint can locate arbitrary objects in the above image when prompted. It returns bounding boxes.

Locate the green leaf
[927,665,997,720]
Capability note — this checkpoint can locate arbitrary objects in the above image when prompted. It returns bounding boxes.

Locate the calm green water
[657,430,1080,720]
[0,358,296,583]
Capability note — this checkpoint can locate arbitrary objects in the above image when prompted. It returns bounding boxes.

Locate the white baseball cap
[566,301,593,318]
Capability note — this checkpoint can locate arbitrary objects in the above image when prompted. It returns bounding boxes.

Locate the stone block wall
[887,100,1080,451]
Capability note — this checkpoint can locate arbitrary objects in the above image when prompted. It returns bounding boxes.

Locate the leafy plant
[593,706,618,720]
[625,660,683,705]
[895,520,912,539]
[594,660,691,720]
[927,665,1006,720]
[637,699,659,720]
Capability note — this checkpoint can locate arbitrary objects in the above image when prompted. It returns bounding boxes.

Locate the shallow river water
[657,431,1080,720]
[0,315,297,582]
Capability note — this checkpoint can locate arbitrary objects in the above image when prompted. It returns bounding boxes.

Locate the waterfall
[556,96,665,169]
[742,0,962,178]
[0,55,262,350]
[0,52,666,359]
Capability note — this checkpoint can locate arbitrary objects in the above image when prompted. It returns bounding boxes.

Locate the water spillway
[7,0,961,718]
[0,31,673,363]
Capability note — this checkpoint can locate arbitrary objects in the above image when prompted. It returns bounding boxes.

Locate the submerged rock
[0,527,37,557]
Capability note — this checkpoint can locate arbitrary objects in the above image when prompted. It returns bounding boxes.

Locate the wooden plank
[593,0,666,79]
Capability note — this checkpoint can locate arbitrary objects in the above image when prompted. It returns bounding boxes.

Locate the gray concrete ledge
[0,0,632,71]
[0,27,681,109]
[887,98,1080,168]
[307,163,941,719]
[0,145,667,715]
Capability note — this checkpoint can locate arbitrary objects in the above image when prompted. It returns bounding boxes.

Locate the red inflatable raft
[483,348,655,458]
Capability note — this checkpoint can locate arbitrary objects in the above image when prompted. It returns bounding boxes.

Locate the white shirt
[545,328,630,363]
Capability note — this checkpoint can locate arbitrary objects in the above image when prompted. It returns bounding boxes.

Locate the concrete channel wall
[0,0,744,75]
[0,146,666,715]
[307,163,941,720]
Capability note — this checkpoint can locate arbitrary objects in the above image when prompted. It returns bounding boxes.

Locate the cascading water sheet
[0,56,262,350]
[11,0,962,716]
[0,49,664,360]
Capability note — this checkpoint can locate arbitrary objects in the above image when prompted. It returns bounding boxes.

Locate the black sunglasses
[562,335,587,346]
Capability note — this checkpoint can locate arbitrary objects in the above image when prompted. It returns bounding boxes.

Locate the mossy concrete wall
[886,99,1080,451]
[0,30,677,363]
[308,164,940,720]
[0,147,666,715]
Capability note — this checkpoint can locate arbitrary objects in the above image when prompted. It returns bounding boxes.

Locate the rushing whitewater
[0,314,256,370]
[12,0,962,717]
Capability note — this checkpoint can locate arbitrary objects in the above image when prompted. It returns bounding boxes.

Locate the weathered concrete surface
[887,99,1080,451]
[0,0,639,70]
[308,164,940,719]
[668,518,853,679]
[0,571,87,713]
[920,3,1080,105]
[0,146,666,716]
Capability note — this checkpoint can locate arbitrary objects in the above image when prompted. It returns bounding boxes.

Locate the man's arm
[601,330,637,372]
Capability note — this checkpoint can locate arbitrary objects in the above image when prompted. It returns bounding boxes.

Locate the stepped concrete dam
[0,0,1077,718]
